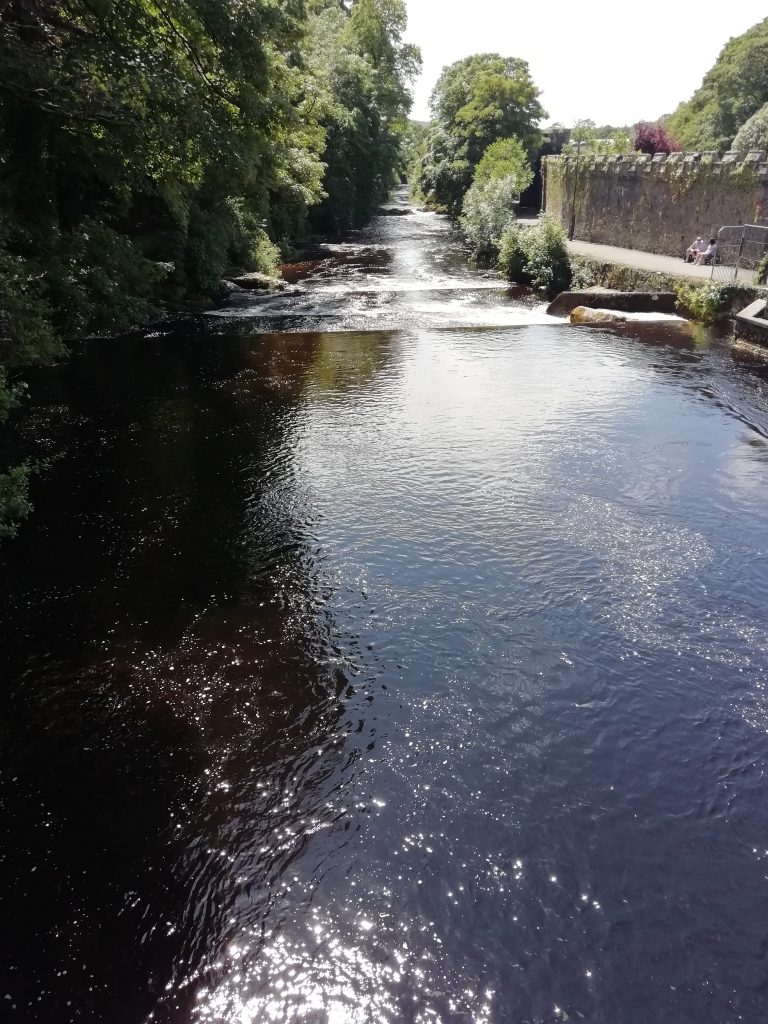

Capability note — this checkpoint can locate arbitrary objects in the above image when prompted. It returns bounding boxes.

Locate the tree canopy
[410,53,545,215]
[459,136,533,253]
[0,0,419,536]
[668,17,768,152]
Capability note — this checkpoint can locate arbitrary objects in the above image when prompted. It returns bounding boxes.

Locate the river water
[3,190,768,1024]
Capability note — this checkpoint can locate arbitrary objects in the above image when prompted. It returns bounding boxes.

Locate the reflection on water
[3,193,768,1024]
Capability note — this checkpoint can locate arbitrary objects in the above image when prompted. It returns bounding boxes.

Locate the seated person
[695,238,717,265]
[685,235,705,262]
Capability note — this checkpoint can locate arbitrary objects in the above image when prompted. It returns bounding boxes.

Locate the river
[2,189,768,1024]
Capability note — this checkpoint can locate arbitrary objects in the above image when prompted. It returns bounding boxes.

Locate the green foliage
[668,18,768,151]
[569,119,632,155]
[0,247,62,368]
[50,222,166,336]
[0,464,31,540]
[498,217,571,293]
[473,137,534,192]
[732,102,768,152]
[403,121,430,202]
[0,0,420,538]
[497,223,528,281]
[674,282,744,323]
[460,136,533,255]
[411,53,545,216]
[461,177,521,255]
[306,0,420,232]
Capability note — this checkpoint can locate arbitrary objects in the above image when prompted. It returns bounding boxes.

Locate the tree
[568,119,632,155]
[413,53,546,215]
[668,17,768,152]
[0,0,421,536]
[472,137,534,192]
[634,121,681,155]
[303,0,420,232]
[459,136,533,255]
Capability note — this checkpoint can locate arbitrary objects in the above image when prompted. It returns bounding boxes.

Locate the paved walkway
[517,216,757,285]
[566,239,725,281]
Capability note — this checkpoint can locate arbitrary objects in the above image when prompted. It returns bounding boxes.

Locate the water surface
[3,191,768,1024]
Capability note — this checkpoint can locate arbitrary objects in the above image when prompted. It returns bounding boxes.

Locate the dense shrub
[523,218,572,291]
[461,177,522,255]
[674,282,744,323]
[732,102,768,152]
[634,121,681,155]
[498,216,572,293]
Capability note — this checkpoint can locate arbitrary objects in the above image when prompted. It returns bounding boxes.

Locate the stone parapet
[543,150,768,182]
[543,150,768,258]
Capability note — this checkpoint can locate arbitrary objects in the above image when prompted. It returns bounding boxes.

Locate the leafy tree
[569,119,632,155]
[668,17,768,151]
[413,53,545,215]
[461,176,522,255]
[306,0,420,232]
[472,137,534,191]
[0,0,420,536]
[732,101,768,151]
[460,137,533,255]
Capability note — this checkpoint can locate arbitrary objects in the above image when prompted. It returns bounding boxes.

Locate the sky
[404,1,767,127]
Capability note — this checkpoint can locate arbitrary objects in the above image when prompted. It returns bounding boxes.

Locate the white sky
[404,1,767,126]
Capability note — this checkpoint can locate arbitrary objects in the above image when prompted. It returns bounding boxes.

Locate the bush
[0,247,62,367]
[674,281,742,323]
[498,216,572,293]
[523,217,572,291]
[732,102,768,153]
[48,221,166,337]
[634,121,681,155]
[0,464,31,540]
[497,223,528,280]
[461,175,521,255]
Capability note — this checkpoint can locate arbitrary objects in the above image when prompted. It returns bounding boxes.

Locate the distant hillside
[668,17,768,152]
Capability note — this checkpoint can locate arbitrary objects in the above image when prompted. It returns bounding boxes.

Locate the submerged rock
[218,279,245,296]
[570,306,627,324]
[230,272,285,291]
[377,207,414,216]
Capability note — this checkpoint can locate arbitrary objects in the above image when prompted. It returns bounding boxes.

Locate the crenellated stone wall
[543,150,768,257]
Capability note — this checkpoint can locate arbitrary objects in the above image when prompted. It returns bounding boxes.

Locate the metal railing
[710,224,768,284]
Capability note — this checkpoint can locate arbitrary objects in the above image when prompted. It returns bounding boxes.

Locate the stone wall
[543,151,768,257]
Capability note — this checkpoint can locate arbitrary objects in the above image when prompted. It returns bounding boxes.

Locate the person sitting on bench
[685,235,705,262]
[695,238,717,265]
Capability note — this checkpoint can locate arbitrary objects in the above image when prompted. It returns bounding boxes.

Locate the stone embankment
[734,297,768,349]
[543,150,768,258]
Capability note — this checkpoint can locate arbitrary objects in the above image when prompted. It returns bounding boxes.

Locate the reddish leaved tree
[634,121,681,155]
